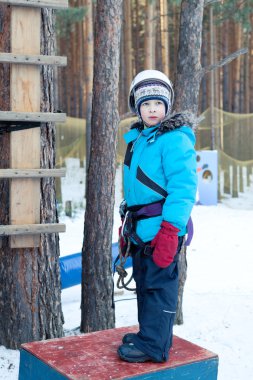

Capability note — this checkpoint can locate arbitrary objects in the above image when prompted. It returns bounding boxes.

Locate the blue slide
[60,242,132,289]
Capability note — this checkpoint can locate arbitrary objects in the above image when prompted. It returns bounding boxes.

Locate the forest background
[56,0,253,198]
[57,0,253,117]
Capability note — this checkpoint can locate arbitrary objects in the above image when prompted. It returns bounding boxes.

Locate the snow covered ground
[1,169,253,380]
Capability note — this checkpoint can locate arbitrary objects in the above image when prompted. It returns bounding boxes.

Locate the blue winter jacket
[123,122,197,242]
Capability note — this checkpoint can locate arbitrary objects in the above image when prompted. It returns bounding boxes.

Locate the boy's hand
[151,221,180,268]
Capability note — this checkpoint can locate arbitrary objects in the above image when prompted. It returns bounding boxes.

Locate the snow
[1,167,253,380]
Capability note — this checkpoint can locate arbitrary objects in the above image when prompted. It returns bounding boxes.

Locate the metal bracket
[0,121,41,134]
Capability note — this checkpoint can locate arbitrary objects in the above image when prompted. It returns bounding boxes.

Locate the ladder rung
[0,169,66,178]
[0,53,67,67]
[0,111,66,123]
[0,223,66,236]
[0,0,68,9]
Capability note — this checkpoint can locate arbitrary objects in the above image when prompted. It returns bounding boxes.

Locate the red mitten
[151,221,180,268]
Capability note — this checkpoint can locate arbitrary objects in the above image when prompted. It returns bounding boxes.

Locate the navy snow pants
[131,237,184,362]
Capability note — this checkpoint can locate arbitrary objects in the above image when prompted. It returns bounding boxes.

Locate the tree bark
[175,241,187,325]
[200,24,208,112]
[144,0,155,69]
[173,0,205,325]
[222,20,230,111]
[173,0,204,114]
[250,14,253,112]
[160,0,169,77]
[0,7,63,349]
[133,0,141,75]
[232,22,242,113]
[155,0,162,72]
[84,0,94,171]
[0,4,11,237]
[81,0,122,333]
[123,0,133,112]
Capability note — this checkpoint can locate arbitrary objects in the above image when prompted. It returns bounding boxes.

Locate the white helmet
[128,69,174,116]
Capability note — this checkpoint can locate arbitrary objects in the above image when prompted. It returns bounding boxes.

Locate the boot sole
[117,347,161,363]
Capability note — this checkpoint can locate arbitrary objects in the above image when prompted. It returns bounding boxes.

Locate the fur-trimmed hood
[131,111,203,134]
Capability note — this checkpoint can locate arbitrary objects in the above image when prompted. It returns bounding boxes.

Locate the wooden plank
[19,327,218,380]
[19,350,67,380]
[0,111,66,123]
[19,350,218,380]
[10,7,41,248]
[0,0,68,9]
[0,52,67,66]
[0,169,66,178]
[0,224,66,236]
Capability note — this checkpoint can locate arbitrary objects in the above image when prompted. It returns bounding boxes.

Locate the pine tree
[81,0,123,332]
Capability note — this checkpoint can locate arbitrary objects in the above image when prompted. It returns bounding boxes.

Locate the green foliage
[56,7,87,37]
[213,0,252,31]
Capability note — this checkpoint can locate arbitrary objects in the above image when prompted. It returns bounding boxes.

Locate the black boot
[122,333,136,344]
[118,343,161,363]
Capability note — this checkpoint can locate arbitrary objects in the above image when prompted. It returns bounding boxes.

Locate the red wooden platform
[19,325,218,380]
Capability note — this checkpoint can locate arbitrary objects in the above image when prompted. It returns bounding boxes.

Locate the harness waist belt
[122,200,164,248]
[127,200,164,221]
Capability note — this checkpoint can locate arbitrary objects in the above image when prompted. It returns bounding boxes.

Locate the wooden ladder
[0,0,68,248]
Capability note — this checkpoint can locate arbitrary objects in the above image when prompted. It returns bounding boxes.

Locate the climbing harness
[115,236,136,292]
[115,199,164,291]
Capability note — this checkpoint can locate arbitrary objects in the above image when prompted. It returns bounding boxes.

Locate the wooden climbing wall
[0,0,68,247]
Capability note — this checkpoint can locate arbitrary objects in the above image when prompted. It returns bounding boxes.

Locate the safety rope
[115,237,136,292]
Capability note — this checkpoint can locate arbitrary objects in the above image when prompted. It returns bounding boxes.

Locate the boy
[117,70,198,363]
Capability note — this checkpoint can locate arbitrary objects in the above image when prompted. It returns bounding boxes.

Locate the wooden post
[246,165,251,187]
[239,166,244,193]
[223,169,230,195]
[232,164,238,198]
[1,1,68,248]
[10,7,41,247]
[217,165,221,200]
[65,200,72,217]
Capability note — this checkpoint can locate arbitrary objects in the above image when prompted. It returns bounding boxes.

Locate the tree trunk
[223,20,230,111]
[232,22,241,113]
[172,2,180,77]
[0,7,63,349]
[84,0,94,171]
[133,0,141,75]
[173,0,204,325]
[124,0,133,112]
[81,0,122,333]
[144,0,155,69]
[160,0,169,77]
[155,0,162,72]
[0,4,11,241]
[250,14,253,112]
[244,31,250,114]
[200,25,208,112]
[232,164,238,198]
[175,241,187,325]
[119,26,125,116]
[210,5,215,149]
[174,0,204,114]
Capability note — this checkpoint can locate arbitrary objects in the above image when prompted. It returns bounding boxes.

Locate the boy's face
[140,99,166,127]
